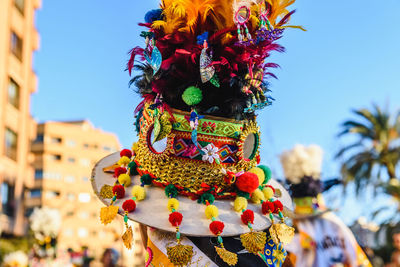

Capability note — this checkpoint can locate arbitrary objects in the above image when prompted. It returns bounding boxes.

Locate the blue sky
[32,0,400,224]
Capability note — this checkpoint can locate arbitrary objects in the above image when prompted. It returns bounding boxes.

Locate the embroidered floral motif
[201,144,220,164]
[201,121,216,133]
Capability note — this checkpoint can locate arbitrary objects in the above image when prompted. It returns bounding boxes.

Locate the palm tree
[336,104,400,194]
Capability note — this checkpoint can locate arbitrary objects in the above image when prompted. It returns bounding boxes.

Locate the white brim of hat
[92,152,293,237]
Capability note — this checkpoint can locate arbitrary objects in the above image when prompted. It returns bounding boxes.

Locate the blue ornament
[259,238,287,267]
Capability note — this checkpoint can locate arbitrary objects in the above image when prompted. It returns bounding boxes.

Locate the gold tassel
[122,226,133,249]
[99,184,114,199]
[269,223,295,245]
[100,205,119,225]
[240,230,267,254]
[215,246,238,266]
[166,243,193,266]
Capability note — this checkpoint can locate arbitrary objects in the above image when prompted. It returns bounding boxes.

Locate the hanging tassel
[165,186,194,266]
[121,199,136,249]
[100,192,119,225]
[205,200,238,266]
[239,209,267,254]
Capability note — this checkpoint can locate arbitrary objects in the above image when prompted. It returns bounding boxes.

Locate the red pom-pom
[209,221,225,235]
[273,200,283,213]
[120,149,132,158]
[241,209,255,225]
[265,185,275,194]
[112,184,125,199]
[114,167,127,178]
[168,212,183,227]
[235,172,259,193]
[122,199,136,212]
[262,201,275,215]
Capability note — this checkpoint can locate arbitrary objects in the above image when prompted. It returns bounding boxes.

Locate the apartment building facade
[29,120,144,266]
[0,0,40,235]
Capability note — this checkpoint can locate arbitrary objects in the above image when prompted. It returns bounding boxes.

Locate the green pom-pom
[128,161,138,176]
[165,184,178,198]
[258,165,272,184]
[182,86,202,106]
[140,174,152,185]
[237,191,251,200]
[198,192,215,205]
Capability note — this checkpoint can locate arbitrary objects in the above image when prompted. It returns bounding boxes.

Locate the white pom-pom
[280,144,323,183]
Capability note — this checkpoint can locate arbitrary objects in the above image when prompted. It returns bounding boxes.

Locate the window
[64,228,74,237]
[45,190,60,199]
[83,143,89,149]
[66,193,75,201]
[5,128,18,160]
[64,175,75,183]
[30,189,42,198]
[67,157,76,163]
[66,210,74,217]
[66,139,76,147]
[1,183,15,217]
[103,146,111,152]
[79,211,89,219]
[14,0,25,14]
[78,193,90,203]
[50,137,62,144]
[25,207,34,217]
[7,78,20,109]
[82,177,89,183]
[11,31,23,61]
[34,169,43,180]
[43,172,61,180]
[80,158,90,166]
[34,134,44,143]
[78,227,88,238]
[49,154,61,161]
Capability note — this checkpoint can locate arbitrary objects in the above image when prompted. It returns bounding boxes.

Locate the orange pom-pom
[168,211,183,227]
[112,184,125,199]
[241,209,254,225]
[235,172,259,193]
[209,221,225,235]
[122,199,136,212]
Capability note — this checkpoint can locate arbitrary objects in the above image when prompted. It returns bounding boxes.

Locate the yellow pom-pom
[167,198,179,212]
[262,187,274,200]
[131,142,139,153]
[249,167,265,185]
[131,185,146,201]
[118,174,131,186]
[205,205,219,219]
[251,188,265,203]
[118,156,130,166]
[233,197,248,212]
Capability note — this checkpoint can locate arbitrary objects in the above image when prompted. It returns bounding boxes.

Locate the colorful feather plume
[127,0,303,119]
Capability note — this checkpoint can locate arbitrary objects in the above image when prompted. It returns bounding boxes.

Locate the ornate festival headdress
[280,144,327,216]
[92,0,303,266]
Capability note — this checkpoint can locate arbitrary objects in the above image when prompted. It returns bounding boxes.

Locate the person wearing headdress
[281,144,372,267]
[91,0,305,266]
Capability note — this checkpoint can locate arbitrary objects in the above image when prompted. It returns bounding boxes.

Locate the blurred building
[0,0,40,235]
[350,217,382,248]
[28,120,144,266]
